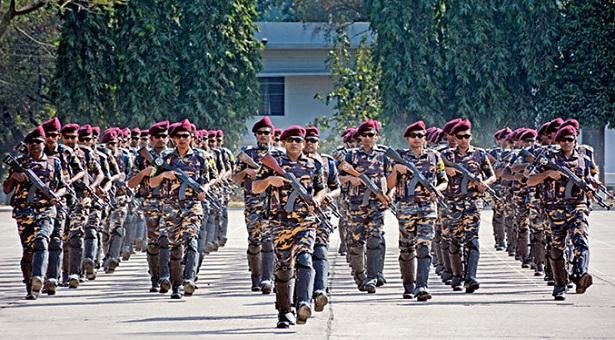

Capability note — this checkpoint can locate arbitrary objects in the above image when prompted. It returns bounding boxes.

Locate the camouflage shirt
[534,149,596,205]
[9,154,65,208]
[393,148,447,203]
[343,146,391,206]
[160,147,214,201]
[441,146,494,199]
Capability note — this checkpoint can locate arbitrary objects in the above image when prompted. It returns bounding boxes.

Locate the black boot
[549,248,568,301]
[146,244,161,292]
[398,249,416,299]
[349,246,367,291]
[275,279,296,328]
[415,245,432,301]
[449,244,464,291]
[261,240,275,294]
[295,252,314,324]
[182,239,199,296]
[247,244,262,292]
[159,236,171,293]
[365,237,382,293]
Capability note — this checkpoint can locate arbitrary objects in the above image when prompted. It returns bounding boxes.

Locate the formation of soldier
[2,114,604,328]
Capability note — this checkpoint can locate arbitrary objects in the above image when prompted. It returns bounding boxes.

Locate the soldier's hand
[445,167,458,177]
[197,192,207,201]
[10,172,27,183]
[245,168,257,178]
[268,176,288,188]
[547,170,562,181]
[476,182,488,193]
[394,164,409,174]
[348,177,363,187]
[163,171,177,180]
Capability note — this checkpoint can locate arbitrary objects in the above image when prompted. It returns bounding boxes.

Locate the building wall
[604,127,615,185]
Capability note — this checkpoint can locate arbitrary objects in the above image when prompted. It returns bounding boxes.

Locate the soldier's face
[79,135,93,147]
[284,136,305,156]
[45,130,60,148]
[446,133,457,148]
[359,130,378,148]
[454,129,472,148]
[63,134,77,147]
[28,140,44,157]
[130,137,139,147]
[255,128,272,145]
[305,137,319,153]
[406,130,426,149]
[172,132,192,148]
[151,133,168,148]
[558,135,576,152]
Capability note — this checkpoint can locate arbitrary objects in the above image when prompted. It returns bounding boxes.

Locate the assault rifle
[237,151,260,169]
[3,154,63,206]
[260,154,335,230]
[385,148,448,209]
[333,154,397,216]
[138,147,222,210]
[537,157,612,210]
[442,158,502,201]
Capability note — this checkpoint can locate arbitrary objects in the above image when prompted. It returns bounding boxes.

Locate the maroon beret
[554,126,577,142]
[252,117,274,133]
[169,119,193,136]
[61,123,80,135]
[119,128,129,139]
[449,119,472,135]
[42,118,62,133]
[24,126,46,143]
[280,125,306,140]
[305,127,320,138]
[494,127,511,140]
[190,123,197,134]
[357,119,380,136]
[92,126,100,136]
[403,121,426,137]
[149,120,170,136]
[342,128,357,143]
[101,129,119,144]
[425,127,437,138]
[273,128,282,137]
[520,129,538,141]
[537,122,550,136]
[434,130,446,144]
[78,124,93,137]
[561,119,580,132]
[546,118,564,133]
[130,128,141,137]
[216,130,224,138]
[442,118,462,135]
[208,130,217,139]
[140,129,150,137]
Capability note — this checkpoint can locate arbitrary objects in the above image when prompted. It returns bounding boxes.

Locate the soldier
[387,121,448,301]
[441,119,496,293]
[253,125,326,328]
[149,119,215,299]
[3,126,66,299]
[488,128,512,252]
[527,125,595,300]
[41,118,84,294]
[127,121,170,292]
[203,130,225,253]
[216,130,234,248]
[232,117,279,293]
[273,128,283,148]
[304,126,340,311]
[332,127,356,257]
[339,119,392,294]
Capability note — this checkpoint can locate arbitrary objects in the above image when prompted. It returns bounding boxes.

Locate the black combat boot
[158,236,171,294]
[295,252,314,324]
[247,244,262,292]
[275,279,296,328]
[261,240,275,294]
[182,239,199,296]
[549,249,568,301]
[146,244,161,292]
[399,250,416,299]
[449,245,464,291]
[415,246,432,301]
[349,246,367,292]
[376,237,387,287]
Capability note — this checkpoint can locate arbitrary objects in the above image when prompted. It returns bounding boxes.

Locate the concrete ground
[0,207,614,339]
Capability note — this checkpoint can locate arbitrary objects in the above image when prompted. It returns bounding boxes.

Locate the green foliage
[51,0,262,150]
[313,28,382,150]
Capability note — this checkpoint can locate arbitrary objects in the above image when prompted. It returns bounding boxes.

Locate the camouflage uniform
[235,146,282,292]
[7,153,64,298]
[332,146,350,256]
[433,143,452,283]
[158,147,214,297]
[488,146,507,250]
[122,147,144,259]
[195,147,219,279]
[441,146,494,292]
[203,147,224,253]
[255,153,324,321]
[533,148,595,298]
[508,149,532,266]
[392,148,447,299]
[344,146,390,292]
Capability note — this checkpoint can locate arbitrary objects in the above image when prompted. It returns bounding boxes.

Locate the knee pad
[549,248,564,261]
[399,249,416,262]
[84,228,97,240]
[449,242,460,255]
[147,243,160,255]
[366,236,382,250]
[274,266,293,282]
[170,247,183,261]
[416,244,431,259]
[158,236,169,249]
[296,252,312,269]
[112,226,125,238]
[313,245,328,261]
[33,237,49,252]
[68,236,82,249]
[261,240,274,253]
[49,237,62,251]
[468,239,480,252]
[185,238,198,253]
[247,244,261,255]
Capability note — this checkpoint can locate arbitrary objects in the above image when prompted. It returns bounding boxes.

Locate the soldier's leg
[180,205,202,296]
[415,211,435,301]
[570,208,592,294]
[463,206,481,293]
[104,202,128,273]
[364,207,384,293]
[204,208,219,253]
[439,211,454,284]
[144,206,161,292]
[46,206,66,294]
[15,212,36,299]
[82,207,102,280]
[545,208,569,300]
[492,202,506,250]
[347,208,367,291]
[295,252,315,325]
[274,247,295,328]
[195,203,209,279]
[448,220,464,291]
[397,204,416,299]
[337,203,348,255]
[61,216,70,285]
[158,203,174,294]
[31,209,55,297]
[377,231,387,286]
[432,222,443,274]
[121,207,136,260]
[312,244,329,311]
[67,201,88,288]
[260,233,275,294]
[218,205,229,247]
[516,203,531,267]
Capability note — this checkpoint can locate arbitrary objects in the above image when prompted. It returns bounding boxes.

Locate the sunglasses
[305,137,319,143]
[274,138,280,142]
[47,132,60,138]
[80,137,93,142]
[560,137,575,143]
[256,130,271,136]
[28,140,44,145]
[63,135,77,140]
[107,142,117,146]
[455,134,472,139]
[361,132,377,138]
[153,134,168,139]
[407,133,425,139]
[286,136,304,143]
[216,139,222,143]
[131,136,139,140]
[174,133,191,139]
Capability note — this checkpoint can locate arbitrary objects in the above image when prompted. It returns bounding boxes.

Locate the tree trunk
[581,125,605,184]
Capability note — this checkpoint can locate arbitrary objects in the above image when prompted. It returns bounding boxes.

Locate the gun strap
[460,175,470,195]
[179,182,189,200]
[285,190,300,213]
[406,175,420,196]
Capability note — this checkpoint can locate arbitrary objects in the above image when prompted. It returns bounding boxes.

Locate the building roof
[256,22,373,50]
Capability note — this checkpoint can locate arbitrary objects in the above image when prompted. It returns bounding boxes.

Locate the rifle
[237,151,260,169]
[260,154,335,230]
[138,147,222,210]
[385,148,448,209]
[442,158,502,201]
[333,154,397,216]
[537,157,612,210]
[3,154,63,206]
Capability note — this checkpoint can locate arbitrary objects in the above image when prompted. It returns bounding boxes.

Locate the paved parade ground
[1,207,614,339]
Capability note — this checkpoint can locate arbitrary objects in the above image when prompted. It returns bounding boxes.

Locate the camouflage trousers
[529,203,546,269]
[544,204,590,281]
[143,198,164,284]
[347,201,385,284]
[244,205,272,247]
[443,198,481,280]
[336,195,349,253]
[104,196,129,263]
[491,194,506,247]
[347,202,385,248]
[397,201,436,250]
[514,195,531,261]
[123,197,145,255]
[47,205,67,282]
[67,196,92,276]
[13,206,56,282]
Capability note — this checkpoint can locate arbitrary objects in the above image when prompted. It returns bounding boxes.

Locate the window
[258,77,284,116]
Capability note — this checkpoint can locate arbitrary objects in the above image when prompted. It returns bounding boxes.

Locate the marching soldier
[441,119,496,293]
[3,126,66,299]
[332,127,356,257]
[527,124,596,300]
[387,121,448,301]
[252,125,326,328]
